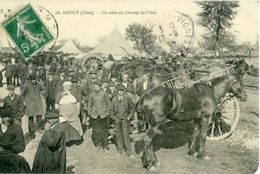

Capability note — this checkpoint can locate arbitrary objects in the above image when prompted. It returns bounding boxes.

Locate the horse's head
[227,59,249,80]
[212,75,247,102]
[228,77,247,102]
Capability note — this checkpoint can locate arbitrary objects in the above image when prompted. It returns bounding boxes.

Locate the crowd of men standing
[0,54,155,173]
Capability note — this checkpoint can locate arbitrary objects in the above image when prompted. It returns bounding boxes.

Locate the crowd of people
[0,52,156,173]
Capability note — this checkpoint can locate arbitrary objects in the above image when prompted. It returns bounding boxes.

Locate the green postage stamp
[1,4,54,58]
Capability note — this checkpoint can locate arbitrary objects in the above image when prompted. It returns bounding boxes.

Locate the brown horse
[136,75,247,170]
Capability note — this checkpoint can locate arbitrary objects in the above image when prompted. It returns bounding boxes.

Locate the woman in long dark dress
[32,110,66,173]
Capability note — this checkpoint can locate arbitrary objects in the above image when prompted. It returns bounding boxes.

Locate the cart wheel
[207,93,240,140]
[83,56,103,72]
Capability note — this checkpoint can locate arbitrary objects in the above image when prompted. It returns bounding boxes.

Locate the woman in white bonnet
[55,81,83,145]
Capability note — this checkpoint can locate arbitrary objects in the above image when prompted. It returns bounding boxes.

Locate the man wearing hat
[37,65,46,84]
[2,85,25,126]
[107,82,117,101]
[4,60,13,85]
[71,76,86,124]
[32,109,66,173]
[83,69,98,96]
[57,68,66,83]
[12,60,20,86]
[102,78,109,92]
[24,63,37,80]
[109,85,135,158]
[18,61,27,87]
[0,131,31,173]
[88,79,110,152]
[120,73,134,92]
[0,106,25,154]
[21,74,43,137]
[44,68,61,111]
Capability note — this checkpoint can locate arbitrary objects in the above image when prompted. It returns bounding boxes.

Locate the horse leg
[142,124,159,170]
[188,118,201,156]
[197,113,211,159]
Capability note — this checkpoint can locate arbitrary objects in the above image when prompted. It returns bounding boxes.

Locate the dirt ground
[0,84,258,174]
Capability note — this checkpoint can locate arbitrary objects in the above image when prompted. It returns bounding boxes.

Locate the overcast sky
[0,0,258,48]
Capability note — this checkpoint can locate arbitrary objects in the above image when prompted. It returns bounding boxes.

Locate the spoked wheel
[83,56,103,72]
[207,93,240,140]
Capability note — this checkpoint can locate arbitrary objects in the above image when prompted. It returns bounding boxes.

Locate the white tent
[88,27,137,60]
[57,40,83,55]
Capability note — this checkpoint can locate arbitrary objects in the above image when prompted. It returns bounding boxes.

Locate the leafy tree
[196,1,239,58]
[125,23,157,57]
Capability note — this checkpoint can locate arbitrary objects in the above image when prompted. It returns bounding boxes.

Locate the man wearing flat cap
[32,109,66,173]
[88,79,110,152]
[2,85,25,126]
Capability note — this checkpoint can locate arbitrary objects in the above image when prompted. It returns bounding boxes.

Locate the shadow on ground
[135,120,194,154]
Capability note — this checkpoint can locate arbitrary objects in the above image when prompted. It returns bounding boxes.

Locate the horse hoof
[197,153,205,160]
[204,156,211,160]
[188,150,197,156]
[155,161,161,167]
[149,166,157,171]
[193,152,198,157]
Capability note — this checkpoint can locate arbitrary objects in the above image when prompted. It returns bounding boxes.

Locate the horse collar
[169,90,181,114]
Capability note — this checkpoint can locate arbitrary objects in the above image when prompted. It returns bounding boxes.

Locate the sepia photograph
[0,0,259,173]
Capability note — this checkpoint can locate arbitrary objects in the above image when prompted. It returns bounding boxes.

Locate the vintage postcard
[0,0,258,174]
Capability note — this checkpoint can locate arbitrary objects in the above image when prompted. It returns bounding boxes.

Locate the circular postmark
[36,5,59,51]
[146,11,194,58]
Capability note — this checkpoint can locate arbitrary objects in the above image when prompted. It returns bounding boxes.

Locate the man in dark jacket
[88,80,110,151]
[44,69,61,110]
[18,61,27,87]
[120,73,134,91]
[0,106,25,154]
[135,73,154,97]
[3,85,25,126]
[5,60,13,85]
[37,65,46,83]
[32,109,66,173]
[110,85,134,157]
[71,77,86,124]
[12,60,20,86]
